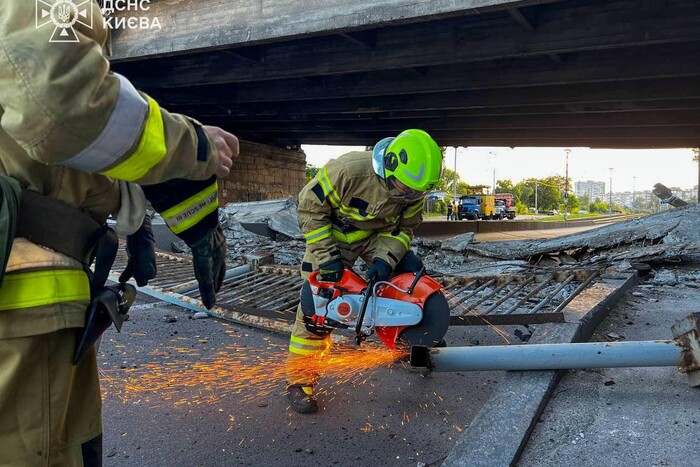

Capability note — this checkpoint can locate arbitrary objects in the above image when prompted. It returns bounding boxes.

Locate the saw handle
[406,266,426,295]
[354,276,377,345]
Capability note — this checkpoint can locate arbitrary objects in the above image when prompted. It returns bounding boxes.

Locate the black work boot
[286,385,318,414]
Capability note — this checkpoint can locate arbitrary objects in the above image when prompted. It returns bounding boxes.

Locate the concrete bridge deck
[111,0,700,148]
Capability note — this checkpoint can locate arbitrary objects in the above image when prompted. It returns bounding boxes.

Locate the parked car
[547,209,558,216]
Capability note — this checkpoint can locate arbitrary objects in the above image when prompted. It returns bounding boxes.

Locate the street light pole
[564,149,570,221]
[490,151,496,194]
[453,147,458,201]
[608,167,614,216]
[694,148,699,204]
[535,182,538,214]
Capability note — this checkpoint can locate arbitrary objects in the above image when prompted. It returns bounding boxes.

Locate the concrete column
[219,140,306,204]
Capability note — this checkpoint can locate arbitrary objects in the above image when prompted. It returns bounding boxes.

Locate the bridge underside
[112,0,700,148]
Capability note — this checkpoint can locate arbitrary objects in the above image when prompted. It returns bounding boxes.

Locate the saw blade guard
[376,273,450,349]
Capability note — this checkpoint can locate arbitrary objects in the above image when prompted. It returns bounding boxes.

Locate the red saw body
[302,269,450,349]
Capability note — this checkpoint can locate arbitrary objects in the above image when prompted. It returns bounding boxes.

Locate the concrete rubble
[159,199,700,283]
[463,205,700,268]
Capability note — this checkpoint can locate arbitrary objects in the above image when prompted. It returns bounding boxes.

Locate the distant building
[575,180,606,200]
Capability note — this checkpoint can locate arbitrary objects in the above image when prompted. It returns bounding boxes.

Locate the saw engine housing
[302,269,449,349]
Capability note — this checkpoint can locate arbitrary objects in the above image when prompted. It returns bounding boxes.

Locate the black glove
[318,258,344,282]
[119,214,157,287]
[366,258,393,282]
[190,226,227,309]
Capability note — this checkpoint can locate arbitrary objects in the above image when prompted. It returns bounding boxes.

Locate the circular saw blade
[397,291,450,347]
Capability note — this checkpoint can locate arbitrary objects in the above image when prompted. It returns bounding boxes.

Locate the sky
[301,145,699,193]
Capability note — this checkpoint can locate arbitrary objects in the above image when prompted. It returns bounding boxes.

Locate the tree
[305,164,319,183]
[579,194,590,211]
[439,168,472,196]
[589,199,608,213]
[563,193,580,213]
[496,179,515,194]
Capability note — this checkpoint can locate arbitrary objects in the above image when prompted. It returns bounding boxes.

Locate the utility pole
[564,149,570,221]
[608,167,614,216]
[535,182,538,214]
[490,151,496,194]
[453,147,458,201]
[694,148,699,204]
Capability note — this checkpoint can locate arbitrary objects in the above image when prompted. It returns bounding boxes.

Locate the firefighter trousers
[0,328,102,467]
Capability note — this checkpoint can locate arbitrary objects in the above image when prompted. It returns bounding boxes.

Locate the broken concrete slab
[465,206,699,261]
[441,232,475,252]
[223,197,303,240]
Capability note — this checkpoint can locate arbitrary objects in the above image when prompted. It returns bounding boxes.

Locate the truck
[494,193,516,219]
[457,194,495,220]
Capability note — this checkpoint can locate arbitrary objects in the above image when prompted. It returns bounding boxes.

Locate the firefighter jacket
[299,151,424,269]
[0,1,220,339]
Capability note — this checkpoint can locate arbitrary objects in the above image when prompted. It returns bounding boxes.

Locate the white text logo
[36,0,93,43]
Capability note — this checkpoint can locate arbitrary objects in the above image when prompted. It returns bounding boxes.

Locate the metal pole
[410,341,683,372]
[453,147,458,201]
[608,167,613,216]
[695,148,699,204]
[534,182,538,214]
[564,149,570,221]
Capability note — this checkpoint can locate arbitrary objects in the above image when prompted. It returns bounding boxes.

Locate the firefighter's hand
[318,259,344,282]
[366,258,393,282]
[190,226,227,309]
[203,125,238,178]
[119,214,157,287]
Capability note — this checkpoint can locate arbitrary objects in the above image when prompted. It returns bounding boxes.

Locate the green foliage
[589,199,608,213]
[496,179,515,194]
[439,168,472,196]
[305,164,319,183]
[515,201,529,215]
[563,193,580,213]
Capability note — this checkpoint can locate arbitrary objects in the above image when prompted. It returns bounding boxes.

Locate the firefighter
[0,2,237,465]
[286,129,443,413]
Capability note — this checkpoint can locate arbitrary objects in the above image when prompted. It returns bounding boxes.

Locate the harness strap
[16,189,103,265]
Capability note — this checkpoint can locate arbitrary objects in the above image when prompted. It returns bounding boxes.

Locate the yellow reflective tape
[307,231,332,245]
[319,168,341,207]
[405,200,424,218]
[379,231,411,250]
[332,228,374,244]
[337,204,377,221]
[304,225,332,244]
[291,335,328,347]
[0,269,90,311]
[288,345,326,356]
[161,182,219,234]
[101,96,167,181]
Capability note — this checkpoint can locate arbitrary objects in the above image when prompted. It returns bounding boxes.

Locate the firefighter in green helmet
[286,129,443,413]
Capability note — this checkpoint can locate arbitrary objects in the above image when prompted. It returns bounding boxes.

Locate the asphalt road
[101,294,513,466]
[520,269,700,467]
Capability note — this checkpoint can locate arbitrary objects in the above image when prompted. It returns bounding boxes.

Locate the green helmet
[382,129,443,192]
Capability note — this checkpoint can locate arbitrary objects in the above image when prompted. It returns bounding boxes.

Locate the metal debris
[653,183,689,208]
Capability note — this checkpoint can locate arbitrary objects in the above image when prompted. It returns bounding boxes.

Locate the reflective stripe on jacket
[298,151,423,269]
[0,1,220,338]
